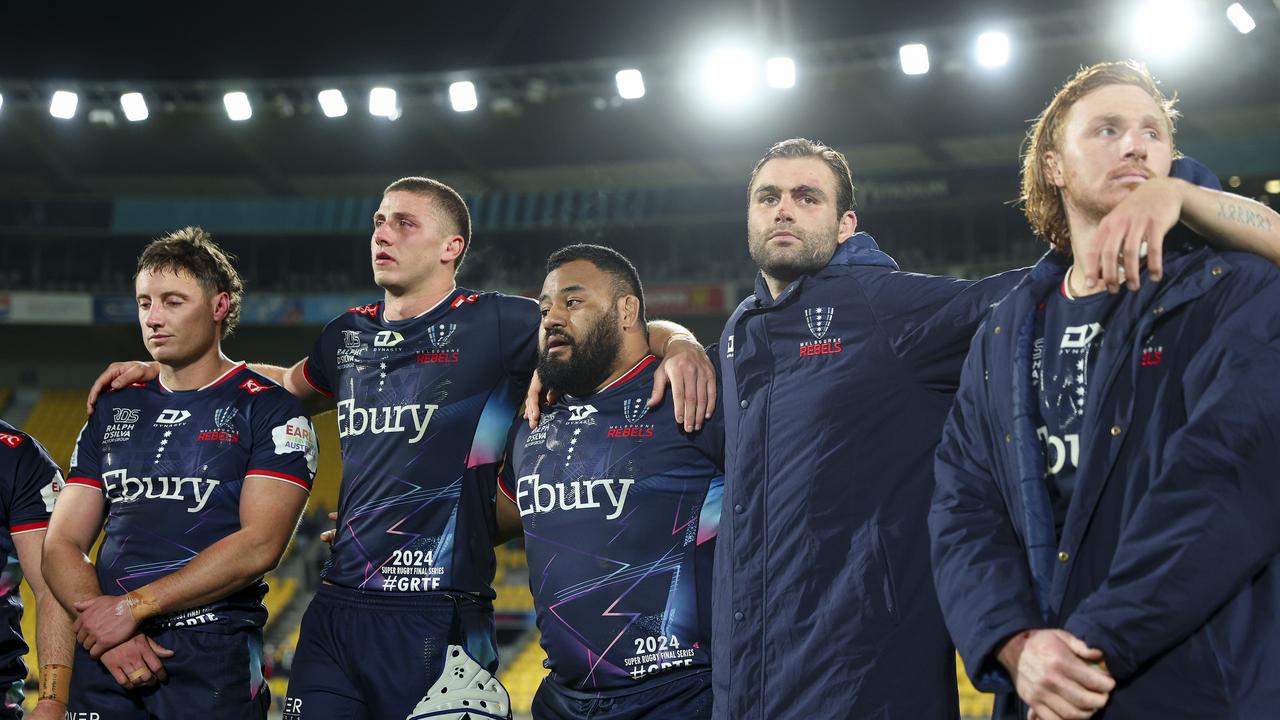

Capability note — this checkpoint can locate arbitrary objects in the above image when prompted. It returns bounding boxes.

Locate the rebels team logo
[610,398,655,439]
[429,323,458,348]
[800,306,843,357]
[199,407,241,444]
[804,306,835,339]
[622,398,649,424]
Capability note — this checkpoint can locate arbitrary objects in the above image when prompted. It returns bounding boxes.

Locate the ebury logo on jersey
[800,306,842,357]
[102,469,221,513]
[155,409,192,425]
[374,330,404,347]
[336,398,439,444]
[516,473,635,520]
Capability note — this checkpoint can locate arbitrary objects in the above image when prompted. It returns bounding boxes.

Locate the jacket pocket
[871,523,901,624]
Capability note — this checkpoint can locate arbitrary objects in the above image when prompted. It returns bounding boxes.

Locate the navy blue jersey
[501,354,725,693]
[68,364,317,632]
[303,288,538,595]
[1032,280,1120,534]
[0,421,61,681]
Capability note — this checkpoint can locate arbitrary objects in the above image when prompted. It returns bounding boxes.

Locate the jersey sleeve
[66,412,105,491]
[302,321,336,397]
[695,344,727,471]
[245,389,318,492]
[498,294,539,379]
[7,433,63,534]
[496,415,525,504]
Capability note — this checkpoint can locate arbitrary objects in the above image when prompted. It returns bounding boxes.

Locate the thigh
[143,629,269,720]
[530,678,594,720]
[66,643,148,720]
[282,595,368,720]
[358,606,456,719]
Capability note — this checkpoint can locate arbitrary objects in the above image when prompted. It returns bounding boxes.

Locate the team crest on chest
[429,323,458,348]
[800,306,843,357]
[622,397,649,424]
[804,306,835,339]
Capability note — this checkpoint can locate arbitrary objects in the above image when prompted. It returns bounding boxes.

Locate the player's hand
[523,370,560,429]
[86,361,160,414]
[101,633,174,690]
[28,699,67,720]
[649,337,716,432]
[320,510,339,544]
[74,594,143,658]
[1082,176,1185,294]
[999,629,1113,720]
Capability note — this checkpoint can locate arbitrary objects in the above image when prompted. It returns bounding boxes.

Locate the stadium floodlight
[50,90,78,119]
[976,32,1010,68]
[0,93,4,115]
[369,86,399,119]
[899,44,930,75]
[120,92,148,122]
[449,81,478,112]
[317,89,348,118]
[700,46,757,106]
[616,69,645,100]
[223,91,252,121]
[1132,0,1199,57]
[1266,179,1280,195]
[1226,3,1256,33]
[765,57,796,89]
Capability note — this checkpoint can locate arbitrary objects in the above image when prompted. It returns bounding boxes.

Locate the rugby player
[705,134,1280,719]
[0,422,73,720]
[931,60,1280,720]
[499,244,723,719]
[45,229,317,718]
[86,177,714,719]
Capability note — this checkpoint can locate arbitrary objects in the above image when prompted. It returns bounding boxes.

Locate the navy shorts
[67,626,268,719]
[282,584,499,720]
[531,671,712,720]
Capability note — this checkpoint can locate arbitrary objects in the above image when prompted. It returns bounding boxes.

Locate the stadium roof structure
[1,0,1278,200]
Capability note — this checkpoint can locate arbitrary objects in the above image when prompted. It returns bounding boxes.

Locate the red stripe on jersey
[600,355,658,392]
[206,363,249,389]
[65,476,104,489]
[246,469,311,491]
[10,521,49,534]
[497,475,517,503]
[302,363,333,398]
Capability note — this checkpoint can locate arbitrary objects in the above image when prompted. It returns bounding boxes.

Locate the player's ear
[619,295,641,331]
[211,291,231,323]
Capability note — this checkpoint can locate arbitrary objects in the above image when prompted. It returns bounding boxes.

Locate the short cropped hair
[136,227,244,338]
[384,176,473,270]
[545,244,647,327]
